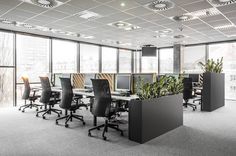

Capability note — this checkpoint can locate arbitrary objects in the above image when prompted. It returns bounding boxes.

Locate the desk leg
[93,116,97,126]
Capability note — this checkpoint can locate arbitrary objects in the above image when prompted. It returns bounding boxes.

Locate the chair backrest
[22,77,30,100]
[183,78,193,100]
[59,77,73,110]
[39,77,52,103]
[91,79,112,117]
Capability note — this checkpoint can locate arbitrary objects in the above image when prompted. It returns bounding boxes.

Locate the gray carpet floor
[0,100,236,156]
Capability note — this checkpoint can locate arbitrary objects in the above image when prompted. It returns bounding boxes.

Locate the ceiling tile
[125,6,153,16]
[201,14,226,23]
[42,10,69,19]
[30,15,58,23]
[181,0,212,12]
[89,5,119,16]
[54,4,84,15]
[217,3,236,14]
[140,13,165,21]
[106,0,140,11]
[124,17,147,25]
[67,0,100,10]
[159,7,187,17]
[207,19,232,27]
[16,2,47,14]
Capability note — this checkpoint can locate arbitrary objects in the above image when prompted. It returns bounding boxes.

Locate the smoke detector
[145,0,175,11]
[173,35,187,39]
[207,0,236,6]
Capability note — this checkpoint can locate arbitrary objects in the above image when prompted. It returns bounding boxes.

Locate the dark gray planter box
[128,94,183,144]
[202,72,225,112]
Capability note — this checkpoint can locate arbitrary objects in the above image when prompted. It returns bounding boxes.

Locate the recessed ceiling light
[145,0,175,12]
[76,10,102,20]
[207,0,236,6]
[120,2,125,7]
[156,29,173,34]
[81,34,95,39]
[0,19,16,25]
[108,21,141,31]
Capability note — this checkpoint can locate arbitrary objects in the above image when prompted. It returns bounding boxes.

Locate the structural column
[173,44,183,74]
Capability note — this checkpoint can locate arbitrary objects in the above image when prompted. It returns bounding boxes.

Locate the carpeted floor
[0,100,236,156]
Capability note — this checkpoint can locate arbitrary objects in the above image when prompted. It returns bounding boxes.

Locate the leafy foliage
[198,57,223,73]
[136,75,184,100]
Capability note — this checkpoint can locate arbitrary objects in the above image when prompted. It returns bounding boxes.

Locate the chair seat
[29,96,38,101]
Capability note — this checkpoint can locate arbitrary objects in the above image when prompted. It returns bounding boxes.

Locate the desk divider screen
[72,73,85,88]
[96,73,115,91]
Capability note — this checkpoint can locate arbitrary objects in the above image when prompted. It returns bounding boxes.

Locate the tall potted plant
[198,57,225,111]
[129,75,183,143]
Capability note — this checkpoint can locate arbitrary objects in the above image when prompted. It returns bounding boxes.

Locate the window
[209,42,236,100]
[0,32,14,107]
[52,39,77,73]
[0,32,14,66]
[133,52,141,73]
[101,47,117,73]
[183,45,205,73]
[141,50,158,73]
[119,49,132,73]
[159,48,173,74]
[80,43,99,73]
[16,34,50,83]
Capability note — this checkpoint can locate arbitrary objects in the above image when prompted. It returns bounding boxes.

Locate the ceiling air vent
[20,0,63,8]
[145,0,174,12]
[0,19,16,25]
[207,0,236,6]
[172,14,194,22]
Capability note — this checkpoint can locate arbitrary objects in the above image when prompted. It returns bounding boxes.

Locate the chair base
[88,120,123,140]
[193,98,202,104]
[183,100,197,111]
[36,105,62,119]
[19,100,43,112]
[56,111,85,127]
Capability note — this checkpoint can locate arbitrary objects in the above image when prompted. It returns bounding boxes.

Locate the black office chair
[88,79,123,140]
[19,77,43,112]
[55,78,86,128]
[183,78,197,111]
[36,77,62,119]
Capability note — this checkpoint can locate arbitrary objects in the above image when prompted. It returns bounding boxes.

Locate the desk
[48,87,139,125]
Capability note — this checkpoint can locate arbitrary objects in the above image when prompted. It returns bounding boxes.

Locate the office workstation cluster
[0,0,235,155]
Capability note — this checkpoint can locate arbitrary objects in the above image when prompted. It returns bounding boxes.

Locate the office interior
[0,0,236,155]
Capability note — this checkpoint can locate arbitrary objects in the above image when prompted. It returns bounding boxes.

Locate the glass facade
[0,32,15,107]
[102,47,117,73]
[133,52,141,73]
[159,48,174,74]
[209,43,236,100]
[16,34,50,83]
[141,50,158,73]
[80,43,99,73]
[183,45,206,73]
[119,49,132,73]
[52,39,77,73]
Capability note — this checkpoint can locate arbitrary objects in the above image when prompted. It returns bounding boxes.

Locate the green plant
[198,57,223,73]
[136,75,184,100]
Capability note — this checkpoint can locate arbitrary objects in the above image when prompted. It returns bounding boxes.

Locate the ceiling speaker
[207,0,236,6]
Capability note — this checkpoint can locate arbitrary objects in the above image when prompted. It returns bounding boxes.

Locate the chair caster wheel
[36,109,38,111]
[56,121,58,125]
[60,111,62,114]
[88,132,92,137]
[65,124,69,128]
[30,107,32,109]
[22,110,24,113]
[83,122,86,125]
[43,116,46,119]
[40,106,42,109]
[19,108,21,111]
[121,132,124,136]
[58,114,60,117]
[103,136,107,140]
[97,127,100,130]
[36,114,38,117]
